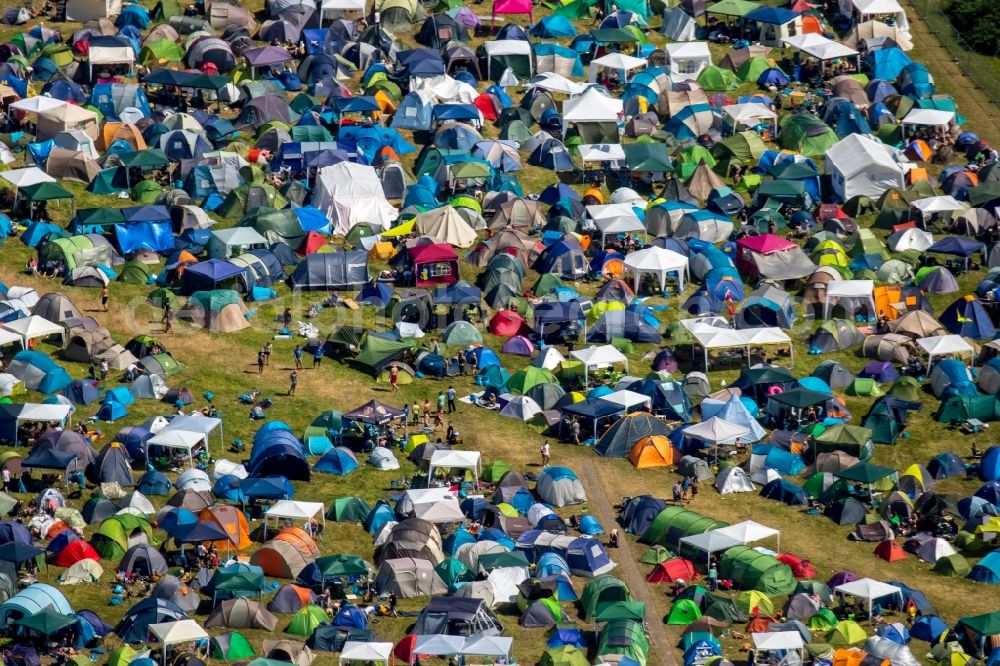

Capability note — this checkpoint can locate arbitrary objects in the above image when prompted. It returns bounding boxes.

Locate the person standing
[571,418,581,445]
[708,557,718,591]
[540,440,550,467]
[312,345,323,368]
[389,362,399,392]
[412,401,421,425]
[2,466,9,493]
[289,370,298,396]
[294,344,303,370]
[101,286,110,312]
[257,349,265,375]
[163,304,175,334]
[436,391,446,415]
[99,359,109,382]
[283,306,293,327]
[446,386,456,413]
[263,341,273,366]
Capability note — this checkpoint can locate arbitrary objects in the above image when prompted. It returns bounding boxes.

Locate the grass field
[0,0,994,665]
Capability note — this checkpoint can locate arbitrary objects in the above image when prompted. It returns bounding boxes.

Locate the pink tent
[492,0,532,20]
[735,234,797,254]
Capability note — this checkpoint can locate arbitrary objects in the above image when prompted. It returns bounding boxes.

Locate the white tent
[715,519,781,551]
[412,636,465,657]
[578,144,627,168]
[527,72,587,95]
[149,620,209,662]
[588,52,648,83]
[722,103,778,134]
[841,0,910,36]
[570,345,628,385]
[826,134,908,203]
[678,530,742,562]
[414,498,466,523]
[623,246,689,293]
[783,34,859,72]
[823,279,875,320]
[833,578,903,617]
[598,389,652,412]
[166,413,224,453]
[917,334,974,369]
[562,87,624,134]
[679,317,793,370]
[911,195,967,216]
[147,429,205,466]
[340,642,393,666]
[208,227,268,259]
[17,404,72,434]
[2,316,66,348]
[591,207,646,248]
[902,108,955,130]
[265,500,325,537]
[427,449,481,488]
[482,41,533,79]
[753,631,805,653]
[319,0,365,19]
[665,42,712,80]
[66,0,122,21]
[88,42,135,78]
[0,329,22,349]
[533,346,566,371]
[888,227,933,252]
[313,162,398,234]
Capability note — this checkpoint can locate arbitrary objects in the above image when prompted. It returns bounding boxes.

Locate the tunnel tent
[719,545,796,595]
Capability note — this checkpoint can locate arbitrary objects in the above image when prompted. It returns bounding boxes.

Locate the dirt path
[579,459,677,666]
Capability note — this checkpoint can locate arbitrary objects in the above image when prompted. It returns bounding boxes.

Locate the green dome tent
[210,631,256,661]
[697,65,739,91]
[326,496,370,522]
[539,646,589,666]
[719,545,796,596]
[441,321,482,346]
[778,114,839,157]
[581,575,632,620]
[666,598,702,625]
[118,260,152,285]
[737,56,771,82]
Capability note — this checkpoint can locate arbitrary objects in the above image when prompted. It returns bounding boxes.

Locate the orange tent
[801,14,822,34]
[628,435,680,469]
[873,285,903,321]
[873,539,906,561]
[905,167,929,185]
[834,649,883,666]
[100,122,147,151]
[250,539,314,578]
[273,527,320,558]
[199,505,251,551]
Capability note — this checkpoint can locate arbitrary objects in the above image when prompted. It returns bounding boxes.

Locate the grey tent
[376,518,445,565]
[662,7,697,40]
[288,252,369,290]
[206,598,279,631]
[677,456,713,481]
[267,584,317,613]
[152,574,201,612]
[119,544,168,577]
[535,468,586,507]
[413,597,503,636]
[86,443,133,486]
[375,558,447,598]
[31,293,81,324]
[262,639,314,666]
[520,599,561,627]
[812,360,856,389]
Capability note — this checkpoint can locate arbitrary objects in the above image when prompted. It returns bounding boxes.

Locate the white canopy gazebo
[412,636,513,659]
[679,530,742,562]
[588,52,648,83]
[264,500,325,538]
[833,578,903,617]
[823,279,875,320]
[753,631,805,655]
[149,620,209,662]
[147,429,206,466]
[598,389,652,412]
[571,345,628,385]
[917,334,974,369]
[427,449,481,488]
[1,316,67,348]
[527,72,587,95]
[165,413,224,453]
[585,204,644,246]
[0,168,56,200]
[911,195,967,220]
[902,109,955,131]
[680,317,794,370]
[715,519,781,551]
[562,87,624,136]
[578,144,627,169]
[13,404,72,443]
[683,417,750,449]
[783,34,860,73]
[623,246,689,293]
[340,642,393,666]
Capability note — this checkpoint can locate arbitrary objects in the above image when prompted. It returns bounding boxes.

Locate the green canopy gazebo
[20,181,74,219]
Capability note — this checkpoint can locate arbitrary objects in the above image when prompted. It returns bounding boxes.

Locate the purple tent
[827,570,859,588]
[859,361,899,383]
[502,335,534,356]
[243,45,294,67]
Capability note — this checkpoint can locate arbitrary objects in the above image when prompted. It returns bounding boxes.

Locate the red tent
[489,309,528,336]
[298,231,329,255]
[492,0,532,20]
[874,539,907,561]
[776,552,816,579]
[410,243,459,287]
[54,540,101,567]
[394,634,418,664]
[646,558,697,584]
[474,93,500,122]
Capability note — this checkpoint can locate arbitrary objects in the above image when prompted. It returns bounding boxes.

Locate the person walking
[101,286,110,312]
[163,304,175,334]
[571,418,581,445]
[263,341,273,366]
[294,345,303,369]
[389,362,399,392]
[257,349,265,375]
[540,440,550,467]
[446,386,456,413]
[312,345,323,368]
[289,370,298,396]
[436,391,446,415]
